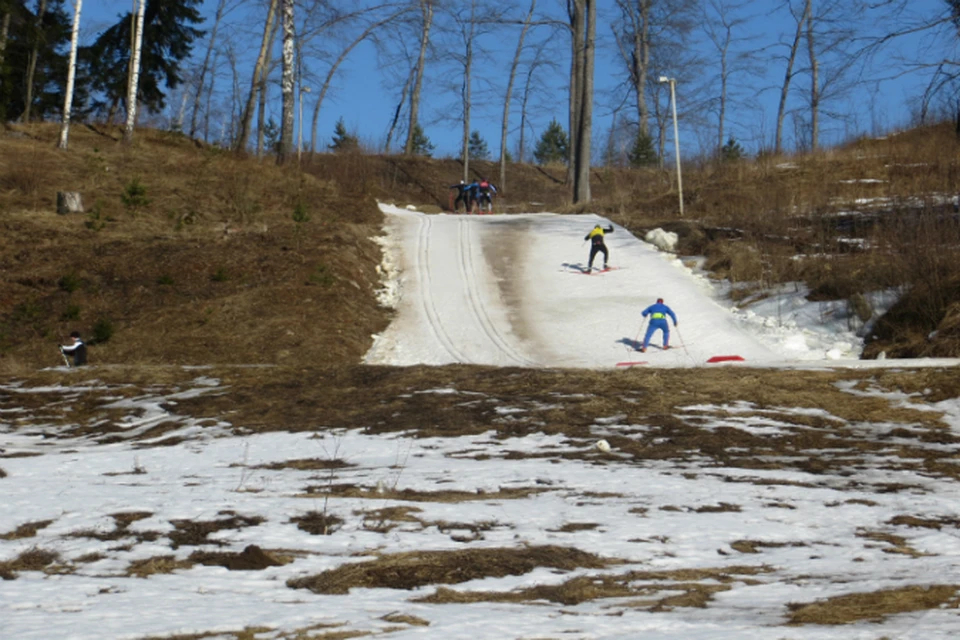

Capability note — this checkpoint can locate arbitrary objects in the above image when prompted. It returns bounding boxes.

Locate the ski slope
[365,204,862,368]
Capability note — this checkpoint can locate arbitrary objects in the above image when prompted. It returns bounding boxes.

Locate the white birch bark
[123,0,146,144]
[58,0,82,150]
[279,0,295,163]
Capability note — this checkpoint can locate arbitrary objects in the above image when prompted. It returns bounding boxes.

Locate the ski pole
[673,324,691,359]
[634,317,648,352]
[59,346,70,368]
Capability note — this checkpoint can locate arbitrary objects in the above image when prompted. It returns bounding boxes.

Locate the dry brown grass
[2,120,960,364]
[0,547,61,579]
[415,565,770,609]
[287,545,613,594]
[787,584,960,625]
[0,519,53,540]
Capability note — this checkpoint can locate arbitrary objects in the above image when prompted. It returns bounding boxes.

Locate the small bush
[211,267,229,282]
[85,200,107,231]
[156,274,175,286]
[58,273,82,293]
[121,178,151,215]
[91,318,114,344]
[309,264,335,288]
[60,304,81,321]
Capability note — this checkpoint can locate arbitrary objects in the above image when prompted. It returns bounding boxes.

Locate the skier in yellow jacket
[584,224,614,271]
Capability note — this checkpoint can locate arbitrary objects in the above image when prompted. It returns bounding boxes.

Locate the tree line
[0,0,956,203]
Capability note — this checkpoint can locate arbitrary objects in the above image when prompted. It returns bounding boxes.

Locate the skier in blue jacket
[639,298,677,352]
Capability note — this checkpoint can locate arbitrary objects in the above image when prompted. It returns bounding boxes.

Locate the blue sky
[75,1,954,160]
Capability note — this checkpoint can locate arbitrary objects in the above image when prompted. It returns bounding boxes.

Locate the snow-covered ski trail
[455,217,538,367]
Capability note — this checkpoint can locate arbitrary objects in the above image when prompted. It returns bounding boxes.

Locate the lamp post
[658,76,684,217]
[298,86,311,163]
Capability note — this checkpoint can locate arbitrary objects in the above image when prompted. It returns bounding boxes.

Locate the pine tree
[533,119,568,165]
[721,136,745,162]
[329,117,359,152]
[410,123,434,157]
[468,130,489,160]
[80,0,203,119]
[628,130,658,167]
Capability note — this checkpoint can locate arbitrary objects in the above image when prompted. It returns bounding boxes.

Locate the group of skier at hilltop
[449,179,498,214]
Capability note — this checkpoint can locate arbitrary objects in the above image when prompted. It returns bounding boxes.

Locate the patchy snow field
[3,208,960,639]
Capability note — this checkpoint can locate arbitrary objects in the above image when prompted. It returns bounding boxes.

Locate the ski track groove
[456,217,538,367]
[416,214,469,363]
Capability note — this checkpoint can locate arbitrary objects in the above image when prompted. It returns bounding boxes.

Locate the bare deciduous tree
[775,0,810,154]
[190,0,234,140]
[498,0,536,192]
[237,0,278,152]
[404,0,433,155]
[569,0,595,204]
[22,0,48,123]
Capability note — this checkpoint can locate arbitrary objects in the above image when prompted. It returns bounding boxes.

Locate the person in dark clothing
[450,180,470,212]
[584,223,614,270]
[60,331,87,366]
[474,178,497,213]
[639,298,678,352]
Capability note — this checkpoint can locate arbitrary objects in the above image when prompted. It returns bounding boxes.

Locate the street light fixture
[298,86,311,163]
[658,76,684,217]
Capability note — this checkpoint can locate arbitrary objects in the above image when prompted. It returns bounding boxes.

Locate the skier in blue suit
[639,298,678,353]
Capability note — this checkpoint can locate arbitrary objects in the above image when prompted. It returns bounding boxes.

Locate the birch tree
[237,0,278,152]
[498,0,536,192]
[22,0,47,122]
[123,0,146,143]
[404,0,433,155]
[279,0,295,163]
[58,0,81,150]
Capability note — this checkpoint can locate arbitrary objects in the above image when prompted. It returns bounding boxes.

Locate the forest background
[3,0,960,170]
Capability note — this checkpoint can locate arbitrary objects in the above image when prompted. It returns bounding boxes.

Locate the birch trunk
[190,0,228,139]
[123,0,146,143]
[404,0,433,155]
[573,0,594,204]
[23,0,48,123]
[58,0,82,150]
[237,0,278,153]
[279,0,295,163]
[498,0,535,192]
